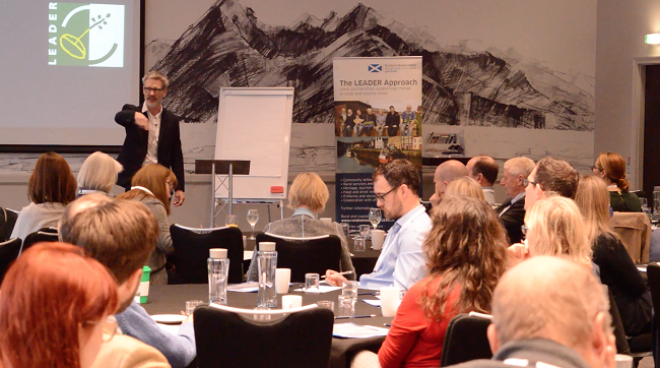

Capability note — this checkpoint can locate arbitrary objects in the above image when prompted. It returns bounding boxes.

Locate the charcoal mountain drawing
[148,0,593,131]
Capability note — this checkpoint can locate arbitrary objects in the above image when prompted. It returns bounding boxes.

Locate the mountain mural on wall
[149,0,594,132]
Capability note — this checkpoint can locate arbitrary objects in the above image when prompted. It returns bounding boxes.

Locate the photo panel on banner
[333,57,422,233]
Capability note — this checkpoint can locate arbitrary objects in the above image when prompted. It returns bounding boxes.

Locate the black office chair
[194,304,334,368]
[0,208,18,242]
[169,224,244,284]
[440,313,493,367]
[254,233,343,282]
[0,238,22,284]
[645,263,660,366]
[21,228,59,254]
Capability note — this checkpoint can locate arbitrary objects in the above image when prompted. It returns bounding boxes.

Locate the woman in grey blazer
[247,172,356,281]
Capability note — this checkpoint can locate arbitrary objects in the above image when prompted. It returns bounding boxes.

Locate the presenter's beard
[145,99,160,110]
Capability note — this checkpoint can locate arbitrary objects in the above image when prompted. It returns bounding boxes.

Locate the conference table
[144,283,393,368]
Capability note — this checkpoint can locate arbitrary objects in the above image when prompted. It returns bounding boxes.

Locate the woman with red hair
[0,242,118,368]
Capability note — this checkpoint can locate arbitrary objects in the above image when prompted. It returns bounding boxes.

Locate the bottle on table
[257,242,278,308]
[208,248,230,305]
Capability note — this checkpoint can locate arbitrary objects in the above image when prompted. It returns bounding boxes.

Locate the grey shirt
[246,208,356,281]
[138,196,173,285]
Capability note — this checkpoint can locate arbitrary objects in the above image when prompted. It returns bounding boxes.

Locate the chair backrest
[440,313,493,367]
[21,228,59,254]
[194,305,334,368]
[611,212,652,263]
[607,287,632,354]
[646,264,660,352]
[0,238,23,284]
[0,208,18,243]
[169,224,244,284]
[255,233,343,282]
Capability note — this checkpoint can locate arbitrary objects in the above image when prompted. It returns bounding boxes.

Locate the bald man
[450,256,616,368]
[429,160,469,207]
[466,155,499,206]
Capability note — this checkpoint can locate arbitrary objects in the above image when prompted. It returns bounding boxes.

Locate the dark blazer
[115,104,185,191]
[495,197,525,244]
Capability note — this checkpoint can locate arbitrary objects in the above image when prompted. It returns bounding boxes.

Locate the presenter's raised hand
[173,190,185,207]
[134,112,149,131]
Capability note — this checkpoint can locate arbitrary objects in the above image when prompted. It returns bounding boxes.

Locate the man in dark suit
[115,71,185,206]
[495,157,535,244]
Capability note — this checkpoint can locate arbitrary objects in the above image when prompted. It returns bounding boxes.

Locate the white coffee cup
[380,286,401,317]
[371,230,386,250]
[275,268,291,294]
[320,217,332,223]
[615,354,633,368]
[281,295,302,309]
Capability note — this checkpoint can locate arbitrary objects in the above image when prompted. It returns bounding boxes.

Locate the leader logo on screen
[48,3,125,67]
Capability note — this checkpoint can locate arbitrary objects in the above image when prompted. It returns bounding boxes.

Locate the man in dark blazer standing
[115,71,185,206]
[495,157,535,244]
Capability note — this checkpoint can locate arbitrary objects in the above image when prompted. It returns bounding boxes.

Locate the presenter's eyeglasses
[143,87,165,93]
[374,185,400,202]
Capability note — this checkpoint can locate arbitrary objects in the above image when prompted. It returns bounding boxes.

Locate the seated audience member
[60,194,194,368]
[351,195,508,368]
[117,164,177,285]
[11,152,77,240]
[77,151,124,197]
[495,157,535,244]
[466,155,499,206]
[246,172,355,281]
[444,176,486,202]
[326,159,431,290]
[0,243,118,368]
[451,256,616,368]
[575,175,652,337]
[362,108,376,136]
[510,196,593,270]
[429,160,469,207]
[592,152,642,212]
[524,156,579,210]
[344,109,355,137]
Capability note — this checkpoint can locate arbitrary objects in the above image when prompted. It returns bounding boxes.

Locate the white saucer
[151,314,186,325]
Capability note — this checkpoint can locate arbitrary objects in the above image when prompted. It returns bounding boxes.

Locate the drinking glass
[640,198,652,222]
[225,214,237,227]
[317,301,335,312]
[359,224,371,239]
[342,280,358,299]
[353,236,366,252]
[340,223,350,237]
[304,273,320,293]
[369,208,382,229]
[247,209,259,240]
[338,294,356,317]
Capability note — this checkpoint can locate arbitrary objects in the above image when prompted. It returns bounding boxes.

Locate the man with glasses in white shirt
[115,71,185,206]
[326,159,432,290]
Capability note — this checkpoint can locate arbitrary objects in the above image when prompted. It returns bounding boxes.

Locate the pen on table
[321,270,354,279]
[358,292,379,296]
[335,314,376,319]
[384,323,391,327]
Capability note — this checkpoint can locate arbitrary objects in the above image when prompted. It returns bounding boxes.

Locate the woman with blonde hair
[116,164,178,285]
[592,152,641,212]
[246,172,355,281]
[509,196,592,267]
[575,175,651,336]
[77,151,123,197]
[0,242,118,368]
[11,152,77,240]
[371,195,509,368]
[444,176,485,202]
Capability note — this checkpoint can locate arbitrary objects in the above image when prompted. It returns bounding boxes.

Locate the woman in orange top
[377,195,509,368]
